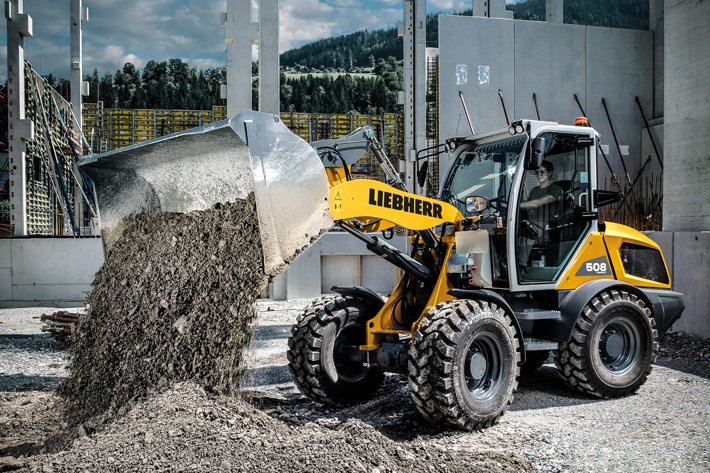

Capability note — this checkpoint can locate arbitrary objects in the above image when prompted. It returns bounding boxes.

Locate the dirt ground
[1,300,709,472]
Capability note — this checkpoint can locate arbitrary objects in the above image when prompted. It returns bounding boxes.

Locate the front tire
[287,297,384,406]
[408,300,521,430]
[555,289,657,398]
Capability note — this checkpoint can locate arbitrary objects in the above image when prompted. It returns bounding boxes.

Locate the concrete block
[286,246,321,299]
[438,15,515,141]
[669,232,710,338]
[0,240,12,268]
[12,283,90,303]
[0,238,103,305]
[11,238,103,285]
[0,268,12,300]
[645,231,674,282]
[362,255,399,294]
[269,272,287,300]
[321,255,360,293]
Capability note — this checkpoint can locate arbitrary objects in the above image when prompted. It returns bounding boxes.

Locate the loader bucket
[78,110,333,277]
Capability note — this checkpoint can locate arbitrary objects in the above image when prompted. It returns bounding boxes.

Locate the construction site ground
[1,301,709,472]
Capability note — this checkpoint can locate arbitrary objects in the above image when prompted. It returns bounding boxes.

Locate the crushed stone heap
[59,196,268,425]
[29,383,533,472]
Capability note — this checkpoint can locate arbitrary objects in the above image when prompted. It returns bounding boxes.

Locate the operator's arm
[520,184,562,210]
[520,194,556,210]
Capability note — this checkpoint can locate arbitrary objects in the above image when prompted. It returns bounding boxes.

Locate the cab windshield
[442,135,526,220]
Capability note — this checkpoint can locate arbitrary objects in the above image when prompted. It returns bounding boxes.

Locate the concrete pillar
[473,0,514,19]
[70,0,88,127]
[222,0,258,115]
[258,0,279,115]
[402,0,427,194]
[5,0,33,236]
[662,0,710,231]
[649,0,664,119]
[546,0,564,23]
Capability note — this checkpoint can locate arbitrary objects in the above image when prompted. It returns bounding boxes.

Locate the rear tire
[408,300,521,430]
[555,289,657,398]
[287,297,384,406]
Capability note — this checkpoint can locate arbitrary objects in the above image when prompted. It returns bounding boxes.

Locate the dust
[59,195,267,426]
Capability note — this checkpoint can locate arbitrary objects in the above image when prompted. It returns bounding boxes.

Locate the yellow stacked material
[82,105,404,181]
[133,109,157,143]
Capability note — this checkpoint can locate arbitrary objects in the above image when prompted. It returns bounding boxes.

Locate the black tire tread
[408,299,521,430]
[554,289,658,398]
[287,296,383,406]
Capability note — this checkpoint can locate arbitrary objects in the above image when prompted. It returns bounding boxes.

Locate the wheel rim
[464,333,504,401]
[599,317,641,375]
[333,324,368,383]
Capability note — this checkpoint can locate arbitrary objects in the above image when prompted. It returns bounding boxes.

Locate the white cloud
[2,0,479,79]
[428,1,471,12]
[278,0,401,52]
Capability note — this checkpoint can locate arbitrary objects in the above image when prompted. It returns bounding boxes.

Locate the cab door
[510,131,596,289]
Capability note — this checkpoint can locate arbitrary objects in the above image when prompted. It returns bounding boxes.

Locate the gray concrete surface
[0,239,103,306]
[663,0,710,232]
[438,14,653,186]
[648,231,710,338]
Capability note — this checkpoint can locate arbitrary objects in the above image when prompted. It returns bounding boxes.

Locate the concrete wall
[0,238,104,306]
[270,232,403,300]
[662,0,710,232]
[0,233,402,306]
[648,231,710,338]
[438,15,653,190]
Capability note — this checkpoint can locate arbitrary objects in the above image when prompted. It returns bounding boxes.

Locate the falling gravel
[59,196,268,426]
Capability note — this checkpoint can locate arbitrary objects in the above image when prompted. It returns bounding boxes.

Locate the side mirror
[524,137,545,170]
[417,160,429,188]
[465,195,489,214]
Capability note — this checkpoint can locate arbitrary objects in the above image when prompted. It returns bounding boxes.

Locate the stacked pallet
[40,310,80,343]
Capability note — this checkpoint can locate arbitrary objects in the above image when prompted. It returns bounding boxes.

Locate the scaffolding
[21,63,95,236]
[426,53,440,197]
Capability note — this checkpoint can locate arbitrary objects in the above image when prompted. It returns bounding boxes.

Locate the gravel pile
[659,331,710,366]
[59,196,268,426]
[25,382,532,472]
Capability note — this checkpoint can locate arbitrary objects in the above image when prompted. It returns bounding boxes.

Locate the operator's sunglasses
[535,170,548,175]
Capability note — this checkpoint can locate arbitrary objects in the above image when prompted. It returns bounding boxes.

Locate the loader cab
[442,122,598,290]
[511,128,596,289]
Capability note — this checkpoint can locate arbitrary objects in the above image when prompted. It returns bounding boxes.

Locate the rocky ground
[1,299,709,472]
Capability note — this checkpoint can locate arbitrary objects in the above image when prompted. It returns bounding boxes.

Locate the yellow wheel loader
[286,117,684,430]
[79,111,684,431]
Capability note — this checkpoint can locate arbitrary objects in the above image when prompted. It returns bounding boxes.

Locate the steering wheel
[520,219,538,239]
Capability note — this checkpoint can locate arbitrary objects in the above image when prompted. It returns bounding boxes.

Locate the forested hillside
[70,0,648,113]
[280,0,648,70]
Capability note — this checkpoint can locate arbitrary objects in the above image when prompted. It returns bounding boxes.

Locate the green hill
[280,0,648,70]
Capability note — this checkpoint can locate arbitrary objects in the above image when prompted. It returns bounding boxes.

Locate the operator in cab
[520,160,562,232]
[518,160,563,268]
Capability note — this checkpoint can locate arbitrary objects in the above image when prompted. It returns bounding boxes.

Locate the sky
[0,0,480,82]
